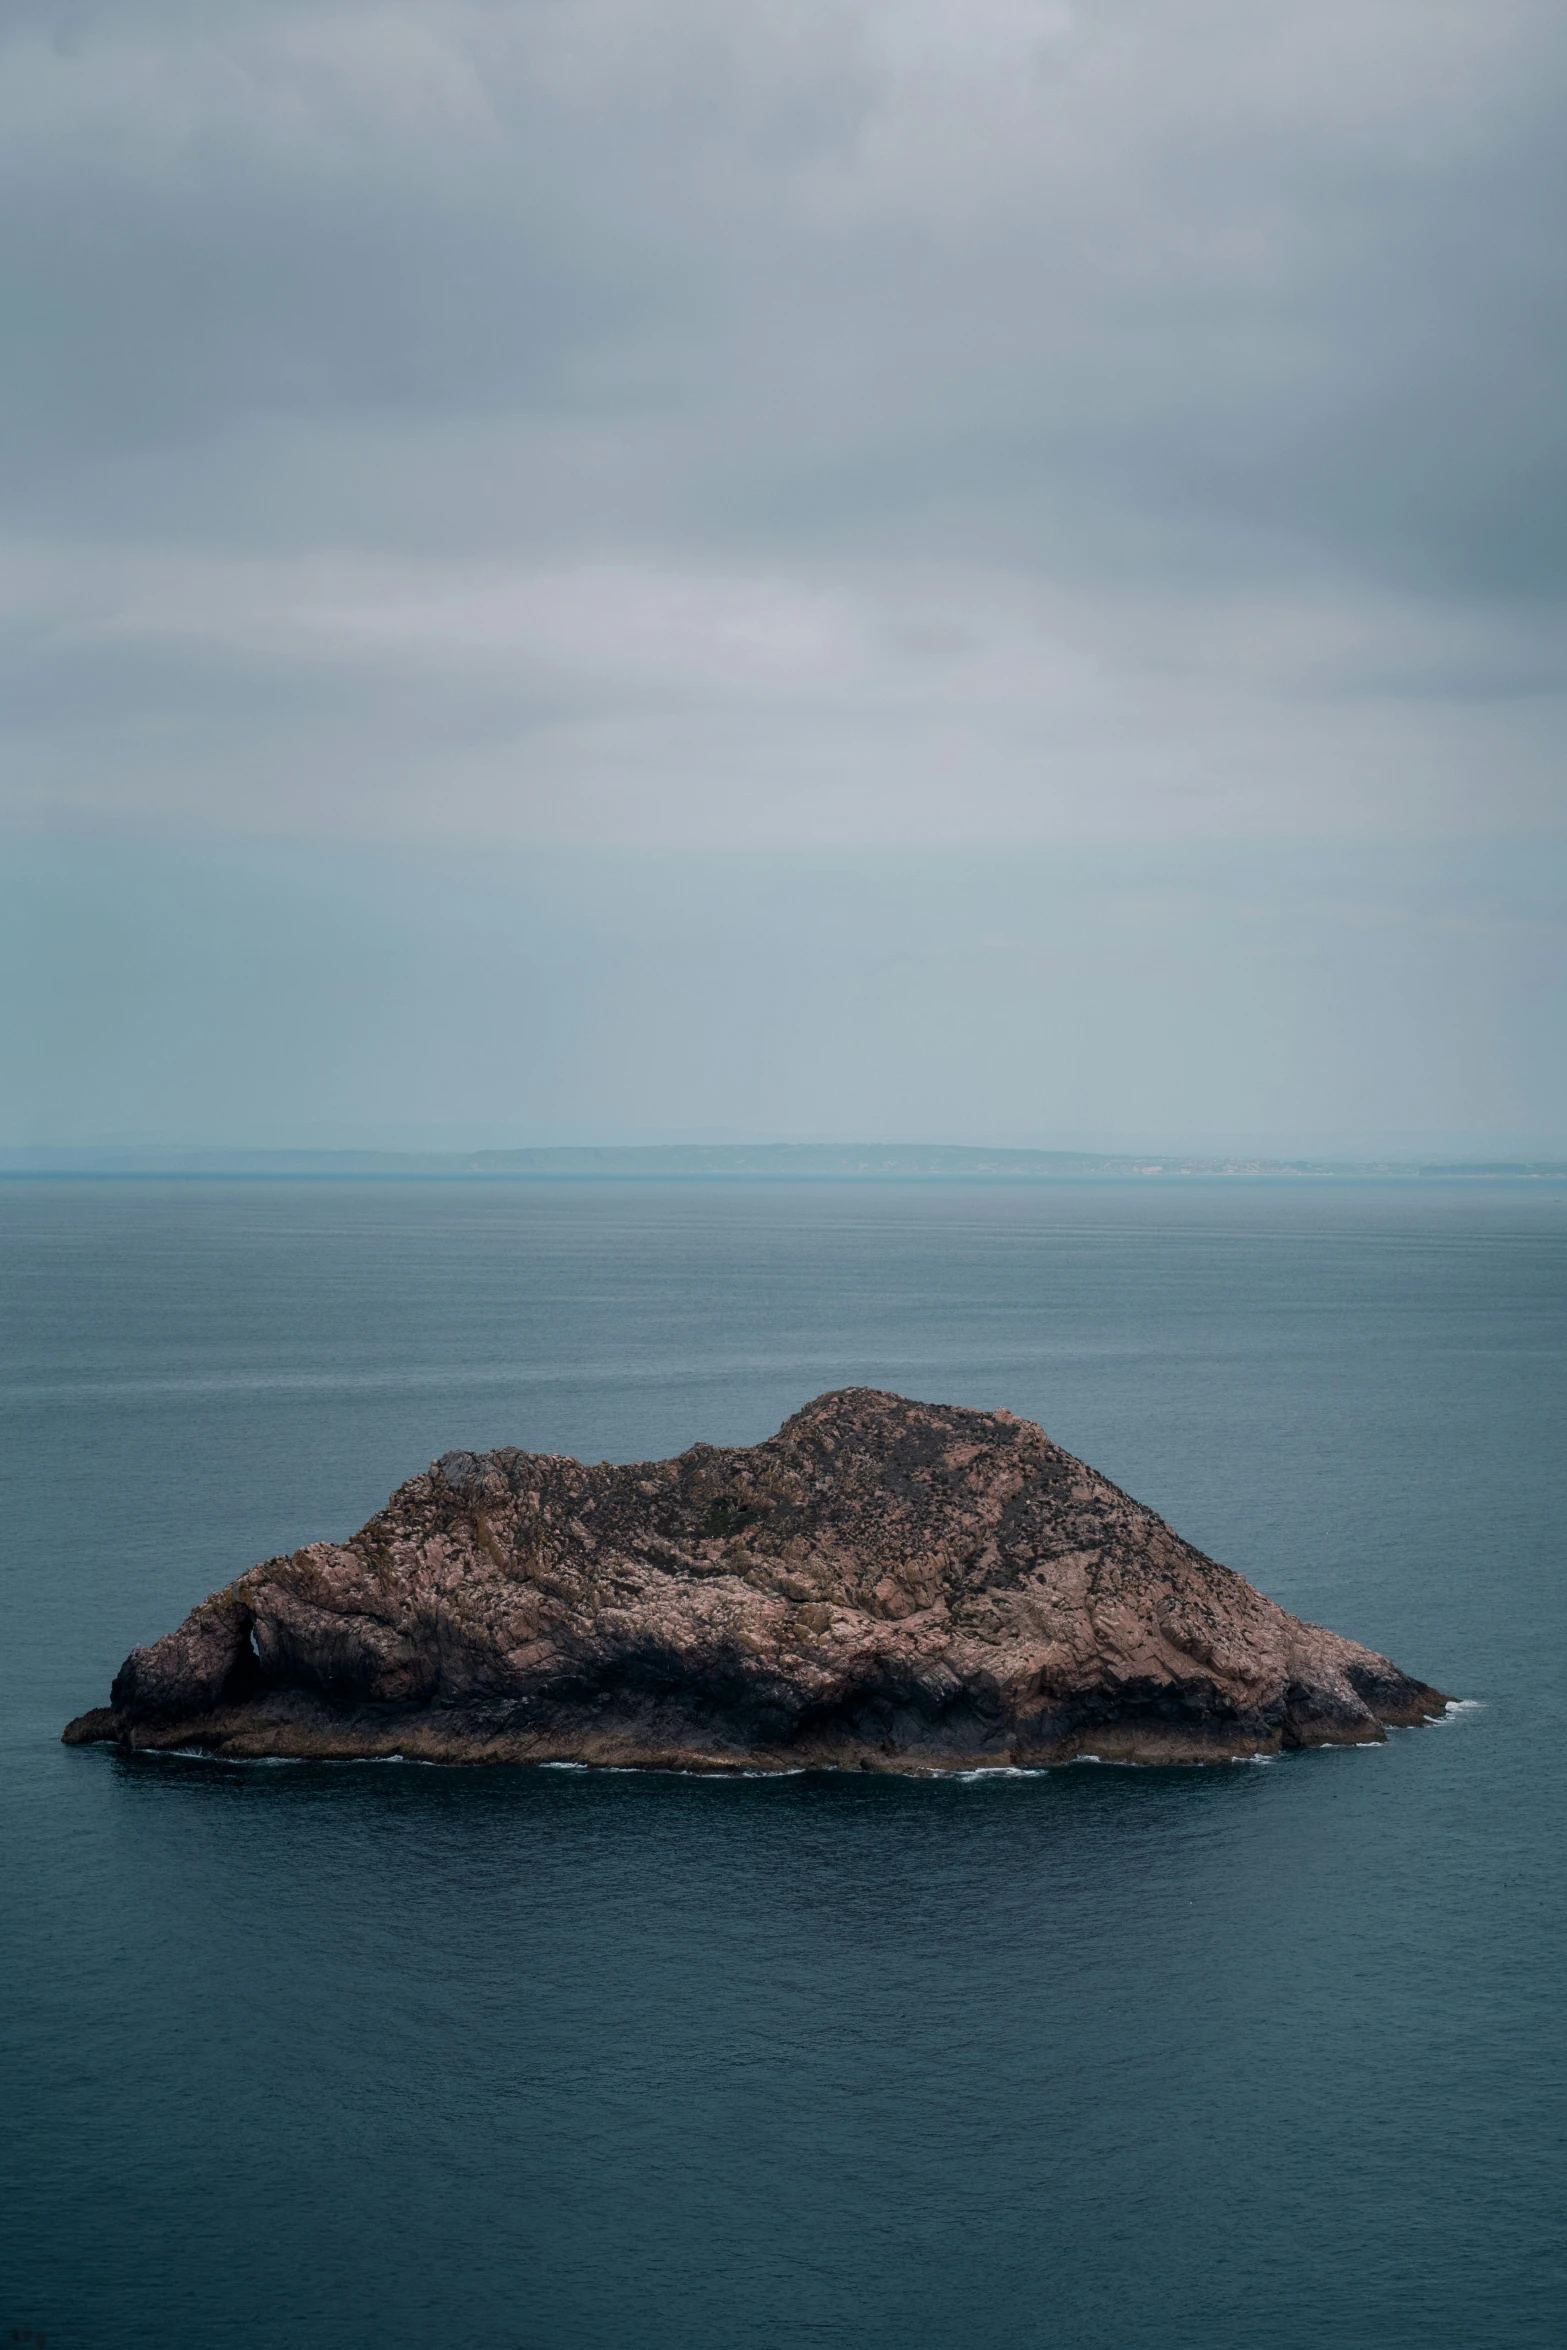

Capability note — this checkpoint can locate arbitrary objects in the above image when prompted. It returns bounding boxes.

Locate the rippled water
[2,1177,1563,2349]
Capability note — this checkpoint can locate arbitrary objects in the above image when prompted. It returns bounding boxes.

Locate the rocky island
[64,1388,1446,1770]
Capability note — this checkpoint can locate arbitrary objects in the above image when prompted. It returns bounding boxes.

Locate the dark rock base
[63,1674,1449,1772]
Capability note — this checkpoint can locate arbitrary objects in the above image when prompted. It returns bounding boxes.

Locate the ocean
[2,1176,1563,2350]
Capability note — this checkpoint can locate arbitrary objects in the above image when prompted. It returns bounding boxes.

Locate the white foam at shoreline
[138,1747,305,1765]
[121,1723,1445,1777]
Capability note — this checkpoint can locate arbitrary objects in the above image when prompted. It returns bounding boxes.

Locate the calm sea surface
[2,1177,1563,2350]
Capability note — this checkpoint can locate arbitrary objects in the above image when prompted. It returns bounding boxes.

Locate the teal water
[1,1177,1563,2350]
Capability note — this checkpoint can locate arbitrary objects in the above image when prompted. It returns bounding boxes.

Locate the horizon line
[5,1142,1567,1182]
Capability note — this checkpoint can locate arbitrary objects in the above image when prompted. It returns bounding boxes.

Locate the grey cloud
[1,0,1564,846]
[8,534,1561,845]
[5,1,1562,570]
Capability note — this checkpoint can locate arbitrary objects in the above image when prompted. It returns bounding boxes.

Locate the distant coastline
[5,1144,1566,1182]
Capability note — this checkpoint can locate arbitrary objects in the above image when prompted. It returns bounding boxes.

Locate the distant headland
[65,1389,1446,1771]
[9,1143,1567,1181]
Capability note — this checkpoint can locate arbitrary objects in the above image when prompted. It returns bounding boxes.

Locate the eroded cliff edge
[64,1388,1447,1769]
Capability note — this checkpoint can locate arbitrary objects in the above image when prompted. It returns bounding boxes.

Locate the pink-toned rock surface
[64,1389,1446,1769]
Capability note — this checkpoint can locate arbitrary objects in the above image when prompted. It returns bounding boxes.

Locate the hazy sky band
[7,837,1563,1151]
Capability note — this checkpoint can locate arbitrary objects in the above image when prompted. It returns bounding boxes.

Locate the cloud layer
[6,0,1565,845]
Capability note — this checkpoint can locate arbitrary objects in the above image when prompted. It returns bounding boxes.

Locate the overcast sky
[7,0,1565,1147]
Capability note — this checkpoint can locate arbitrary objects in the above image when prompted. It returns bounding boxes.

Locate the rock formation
[63,1388,1447,1769]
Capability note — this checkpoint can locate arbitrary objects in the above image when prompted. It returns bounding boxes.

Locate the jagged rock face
[64,1389,1446,1769]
